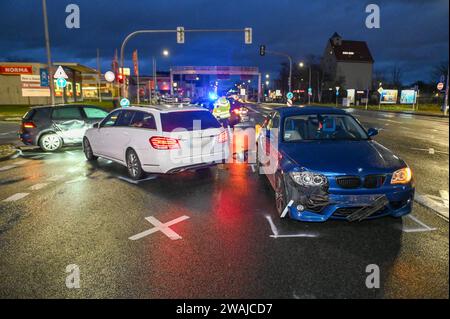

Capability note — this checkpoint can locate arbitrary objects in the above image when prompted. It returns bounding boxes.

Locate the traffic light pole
[119,28,251,100]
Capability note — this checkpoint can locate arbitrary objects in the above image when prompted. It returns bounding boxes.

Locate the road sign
[437,82,444,91]
[54,65,68,79]
[286,92,293,99]
[104,71,115,82]
[56,78,67,88]
[378,87,384,94]
[120,98,130,107]
[39,68,49,87]
[244,27,252,44]
[177,26,185,44]
[308,88,312,96]
[287,99,293,106]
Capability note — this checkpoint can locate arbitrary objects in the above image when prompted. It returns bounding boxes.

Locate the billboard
[380,89,398,104]
[400,90,417,104]
[347,89,355,104]
[21,74,50,97]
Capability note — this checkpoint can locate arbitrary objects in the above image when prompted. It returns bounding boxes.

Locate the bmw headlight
[289,171,327,186]
[391,167,412,185]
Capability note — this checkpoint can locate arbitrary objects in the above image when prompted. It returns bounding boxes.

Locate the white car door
[109,110,134,162]
[95,110,122,158]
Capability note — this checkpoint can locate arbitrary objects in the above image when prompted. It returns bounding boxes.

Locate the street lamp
[265,74,270,79]
[299,61,312,104]
[151,49,170,104]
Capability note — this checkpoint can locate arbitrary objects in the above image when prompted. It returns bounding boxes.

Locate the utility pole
[42,0,55,105]
[444,66,449,116]
[308,66,312,104]
[152,57,157,104]
[96,48,102,102]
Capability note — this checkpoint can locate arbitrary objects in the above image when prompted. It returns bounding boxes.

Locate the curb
[344,107,448,119]
[0,144,20,161]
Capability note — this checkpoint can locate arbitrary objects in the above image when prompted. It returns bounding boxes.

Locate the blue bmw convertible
[256,106,415,222]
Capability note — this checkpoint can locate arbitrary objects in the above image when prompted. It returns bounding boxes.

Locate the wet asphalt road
[0,105,448,298]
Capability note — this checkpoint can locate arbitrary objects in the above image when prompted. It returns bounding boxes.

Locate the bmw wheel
[126,149,145,180]
[39,133,62,152]
[275,173,288,217]
[83,138,97,161]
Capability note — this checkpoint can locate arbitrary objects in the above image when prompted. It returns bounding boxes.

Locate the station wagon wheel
[126,149,145,180]
[275,173,288,217]
[39,133,62,152]
[83,138,97,161]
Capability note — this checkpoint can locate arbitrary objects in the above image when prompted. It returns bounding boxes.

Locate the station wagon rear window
[160,111,221,132]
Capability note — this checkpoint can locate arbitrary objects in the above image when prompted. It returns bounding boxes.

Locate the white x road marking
[129,215,190,241]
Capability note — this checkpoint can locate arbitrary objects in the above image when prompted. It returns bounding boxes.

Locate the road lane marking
[0,165,16,172]
[65,176,87,184]
[3,193,30,202]
[129,215,190,241]
[265,215,319,239]
[402,215,437,233]
[48,175,65,182]
[0,131,17,136]
[411,147,449,155]
[14,160,29,165]
[415,192,449,221]
[29,183,49,191]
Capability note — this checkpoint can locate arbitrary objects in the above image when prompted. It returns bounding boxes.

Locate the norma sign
[0,65,33,75]
[437,82,444,91]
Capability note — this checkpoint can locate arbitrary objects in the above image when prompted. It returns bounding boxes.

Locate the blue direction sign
[286,92,294,99]
[40,68,49,87]
[56,78,67,88]
[120,98,130,107]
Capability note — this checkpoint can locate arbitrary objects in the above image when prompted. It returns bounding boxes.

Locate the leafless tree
[390,64,403,88]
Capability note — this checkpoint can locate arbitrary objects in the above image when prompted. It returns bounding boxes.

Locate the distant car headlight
[289,171,327,186]
[391,167,412,185]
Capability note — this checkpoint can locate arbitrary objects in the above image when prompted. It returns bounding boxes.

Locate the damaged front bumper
[285,176,414,222]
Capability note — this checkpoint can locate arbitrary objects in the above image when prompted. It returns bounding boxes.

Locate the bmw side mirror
[93,122,100,129]
[367,128,379,137]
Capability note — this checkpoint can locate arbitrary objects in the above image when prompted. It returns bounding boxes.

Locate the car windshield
[160,111,221,132]
[283,114,369,141]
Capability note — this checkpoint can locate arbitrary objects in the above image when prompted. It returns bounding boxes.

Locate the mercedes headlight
[289,171,327,186]
[391,167,412,185]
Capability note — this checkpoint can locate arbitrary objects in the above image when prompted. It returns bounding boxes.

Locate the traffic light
[177,26,185,44]
[259,45,266,56]
[244,27,252,44]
